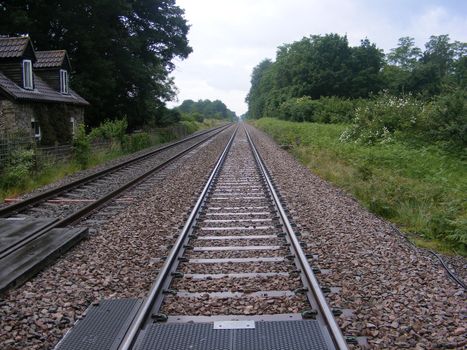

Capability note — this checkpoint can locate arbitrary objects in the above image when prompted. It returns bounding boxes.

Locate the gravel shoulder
[0,128,233,350]
[247,124,466,349]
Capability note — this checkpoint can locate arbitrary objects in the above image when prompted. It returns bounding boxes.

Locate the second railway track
[0,123,233,293]
[56,124,349,350]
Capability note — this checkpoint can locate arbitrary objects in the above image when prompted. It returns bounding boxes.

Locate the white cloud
[408,6,467,48]
[168,0,467,115]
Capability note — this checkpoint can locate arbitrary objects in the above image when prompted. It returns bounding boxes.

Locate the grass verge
[252,118,466,256]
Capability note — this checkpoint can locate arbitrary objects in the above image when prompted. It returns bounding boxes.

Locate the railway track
[0,123,233,293]
[56,124,349,350]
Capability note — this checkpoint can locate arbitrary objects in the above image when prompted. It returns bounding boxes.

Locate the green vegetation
[341,89,466,150]
[245,33,466,254]
[274,96,361,123]
[0,118,220,202]
[253,118,466,255]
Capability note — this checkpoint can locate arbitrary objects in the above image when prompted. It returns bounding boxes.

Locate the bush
[276,96,319,122]
[1,149,35,188]
[191,112,204,123]
[122,132,151,153]
[73,124,91,168]
[340,91,424,144]
[420,88,467,150]
[179,114,200,134]
[89,118,128,148]
[314,96,360,123]
[275,96,359,123]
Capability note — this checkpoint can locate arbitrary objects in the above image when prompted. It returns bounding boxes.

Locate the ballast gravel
[0,128,234,350]
[161,294,309,316]
[171,275,303,292]
[247,124,466,349]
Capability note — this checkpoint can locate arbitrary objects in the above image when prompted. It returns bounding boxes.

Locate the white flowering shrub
[340,91,424,145]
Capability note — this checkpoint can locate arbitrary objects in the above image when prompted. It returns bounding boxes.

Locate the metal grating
[55,299,141,350]
[137,320,331,350]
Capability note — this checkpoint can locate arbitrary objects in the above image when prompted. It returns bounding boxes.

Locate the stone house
[0,36,89,144]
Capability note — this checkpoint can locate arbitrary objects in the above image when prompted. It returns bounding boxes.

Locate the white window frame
[31,117,41,141]
[70,116,75,136]
[60,69,69,94]
[22,59,33,90]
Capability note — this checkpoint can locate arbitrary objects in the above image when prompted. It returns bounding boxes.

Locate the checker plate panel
[137,320,332,350]
[55,299,141,350]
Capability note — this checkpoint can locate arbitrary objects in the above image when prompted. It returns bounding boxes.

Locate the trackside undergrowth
[0,119,222,202]
[252,118,466,256]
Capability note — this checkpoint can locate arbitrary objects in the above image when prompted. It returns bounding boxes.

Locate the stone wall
[0,99,85,142]
[0,99,35,137]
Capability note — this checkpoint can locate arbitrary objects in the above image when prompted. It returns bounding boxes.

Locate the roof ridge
[36,49,66,53]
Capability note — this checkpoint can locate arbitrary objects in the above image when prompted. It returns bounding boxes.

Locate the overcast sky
[167,0,467,115]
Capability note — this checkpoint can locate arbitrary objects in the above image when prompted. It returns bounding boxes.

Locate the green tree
[245,59,275,119]
[0,0,192,128]
[422,35,455,77]
[274,34,353,99]
[407,35,465,96]
[349,38,385,97]
[246,34,385,118]
[387,37,421,70]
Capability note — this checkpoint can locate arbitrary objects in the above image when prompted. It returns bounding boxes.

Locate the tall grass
[253,118,466,255]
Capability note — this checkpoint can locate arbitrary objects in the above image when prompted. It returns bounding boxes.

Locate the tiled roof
[0,71,89,106]
[34,50,67,68]
[0,36,31,58]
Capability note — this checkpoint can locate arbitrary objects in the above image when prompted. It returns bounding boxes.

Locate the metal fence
[0,137,34,166]
[0,137,110,171]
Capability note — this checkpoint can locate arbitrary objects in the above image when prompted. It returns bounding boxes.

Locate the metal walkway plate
[55,299,142,350]
[137,320,333,350]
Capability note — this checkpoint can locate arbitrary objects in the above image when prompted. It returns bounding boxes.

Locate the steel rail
[0,124,234,260]
[244,125,349,350]
[0,123,231,218]
[118,125,239,350]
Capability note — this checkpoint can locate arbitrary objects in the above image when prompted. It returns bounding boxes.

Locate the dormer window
[22,60,33,89]
[60,69,69,94]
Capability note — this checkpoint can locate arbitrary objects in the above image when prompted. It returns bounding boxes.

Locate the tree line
[0,0,192,129]
[176,99,237,122]
[246,34,466,120]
